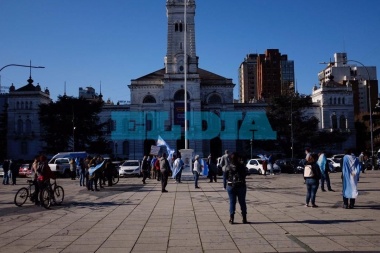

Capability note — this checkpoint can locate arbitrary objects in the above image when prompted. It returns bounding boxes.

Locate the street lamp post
[0,63,45,73]
[320,59,374,164]
[290,99,294,160]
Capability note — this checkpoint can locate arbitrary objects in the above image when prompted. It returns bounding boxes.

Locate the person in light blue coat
[341,149,360,209]
[317,152,333,192]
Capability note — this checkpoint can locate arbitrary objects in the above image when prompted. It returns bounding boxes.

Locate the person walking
[79,158,86,187]
[304,154,321,207]
[207,154,217,183]
[2,159,10,185]
[69,158,76,180]
[342,150,360,209]
[262,156,268,176]
[141,156,150,184]
[225,152,248,224]
[220,150,230,190]
[172,155,184,183]
[317,152,334,192]
[159,153,170,192]
[193,155,202,189]
[358,151,365,174]
[268,154,274,175]
[9,159,18,185]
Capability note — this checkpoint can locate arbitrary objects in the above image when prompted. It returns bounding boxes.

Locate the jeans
[227,185,247,215]
[175,169,182,183]
[194,172,199,188]
[223,171,227,189]
[79,171,85,186]
[161,171,168,191]
[305,178,319,205]
[320,170,331,190]
[2,170,9,184]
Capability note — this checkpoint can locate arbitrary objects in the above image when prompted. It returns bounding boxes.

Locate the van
[48,152,88,177]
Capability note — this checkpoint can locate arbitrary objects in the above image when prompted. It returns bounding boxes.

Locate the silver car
[119,160,141,177]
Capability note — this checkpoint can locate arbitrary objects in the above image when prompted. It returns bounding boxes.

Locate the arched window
[143,95,156,103]
[342,97,345,104]
[17,119,23,133]
[339,115,346,129]
[122,141,129,156]
[174,89,190,101]
[25,119,32,133]
[329,97,332,104]
[179,23,183,32]
[175,23,178,32]
[338,98,341,104]
[208,94,222,104]
[331,114,337,129]
[29,101,33,109]
[333,97,336,104]
[25,102,28,109]
[21,101,24,109]
[17,101,20,109]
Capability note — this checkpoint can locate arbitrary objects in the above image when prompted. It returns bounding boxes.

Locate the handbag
[304,165,314,178]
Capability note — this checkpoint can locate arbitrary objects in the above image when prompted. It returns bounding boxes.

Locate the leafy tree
[266,94,347,157]
[39,96,109,154]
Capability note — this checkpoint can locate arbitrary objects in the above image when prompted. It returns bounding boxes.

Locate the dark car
[18,164,32,177]
[275,158,303,174]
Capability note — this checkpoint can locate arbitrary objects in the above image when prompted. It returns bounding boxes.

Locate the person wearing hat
[193,155,203,189]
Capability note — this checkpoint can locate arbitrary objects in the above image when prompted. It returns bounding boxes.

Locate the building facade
[238,49,295,103]
[6,76,51,160]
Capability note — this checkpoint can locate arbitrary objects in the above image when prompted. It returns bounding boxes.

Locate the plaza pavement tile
[1,171,380,252]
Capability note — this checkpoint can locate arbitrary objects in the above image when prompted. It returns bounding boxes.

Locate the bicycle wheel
[40,188,51,209]
[14,187,29,207]
[112,174,119,185]
[53,186,64,205]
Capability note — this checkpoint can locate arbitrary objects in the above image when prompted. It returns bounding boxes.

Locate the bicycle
[39,179,65,209]
[14,179,37,207]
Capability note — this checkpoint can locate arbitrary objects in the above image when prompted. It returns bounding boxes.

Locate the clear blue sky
[1,0,379,103]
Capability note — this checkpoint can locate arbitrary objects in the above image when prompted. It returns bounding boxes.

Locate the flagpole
[184,0,188,149]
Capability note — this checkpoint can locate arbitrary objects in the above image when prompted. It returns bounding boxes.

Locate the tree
[267,94,349,157]
[39,96,109,154]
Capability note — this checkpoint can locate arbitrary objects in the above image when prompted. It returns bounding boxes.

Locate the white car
[327,158,340,172]
[0,163,3,177]
[119,160,141,177]
[246,159,264,174]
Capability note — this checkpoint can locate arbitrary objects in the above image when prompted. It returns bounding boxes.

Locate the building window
[122,141,129,156]
[174,89,190,101]
[175,23,178,32]
[17,119,23,134]
[25,119,32,133]
[342,97,345,104]
[208,94,222,104]
[339,115,346,129]
[143,95,156,103]
[21,141,28,155]
[331,114,337,129]
[17,101,20,109]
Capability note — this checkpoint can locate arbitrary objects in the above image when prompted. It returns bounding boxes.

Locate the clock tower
[165,0,198,74]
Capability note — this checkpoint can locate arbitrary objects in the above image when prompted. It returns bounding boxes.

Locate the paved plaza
[0,171,380,253]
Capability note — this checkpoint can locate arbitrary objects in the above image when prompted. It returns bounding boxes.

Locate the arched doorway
[210,137,222,158]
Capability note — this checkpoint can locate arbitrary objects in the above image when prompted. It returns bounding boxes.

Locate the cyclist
[35,155,56,205]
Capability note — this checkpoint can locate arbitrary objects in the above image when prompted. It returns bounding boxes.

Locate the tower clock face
[178,60,184,73]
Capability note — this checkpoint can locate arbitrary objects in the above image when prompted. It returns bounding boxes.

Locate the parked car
[246,159,264,174]
[331,154,345,161]
[274,158,302,174]
[18,164,32,177]
[119,160,141,177]
[49,158,71,177]
[326,158,340,172]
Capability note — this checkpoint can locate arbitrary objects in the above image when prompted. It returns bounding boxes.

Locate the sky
[1,0,380,103]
